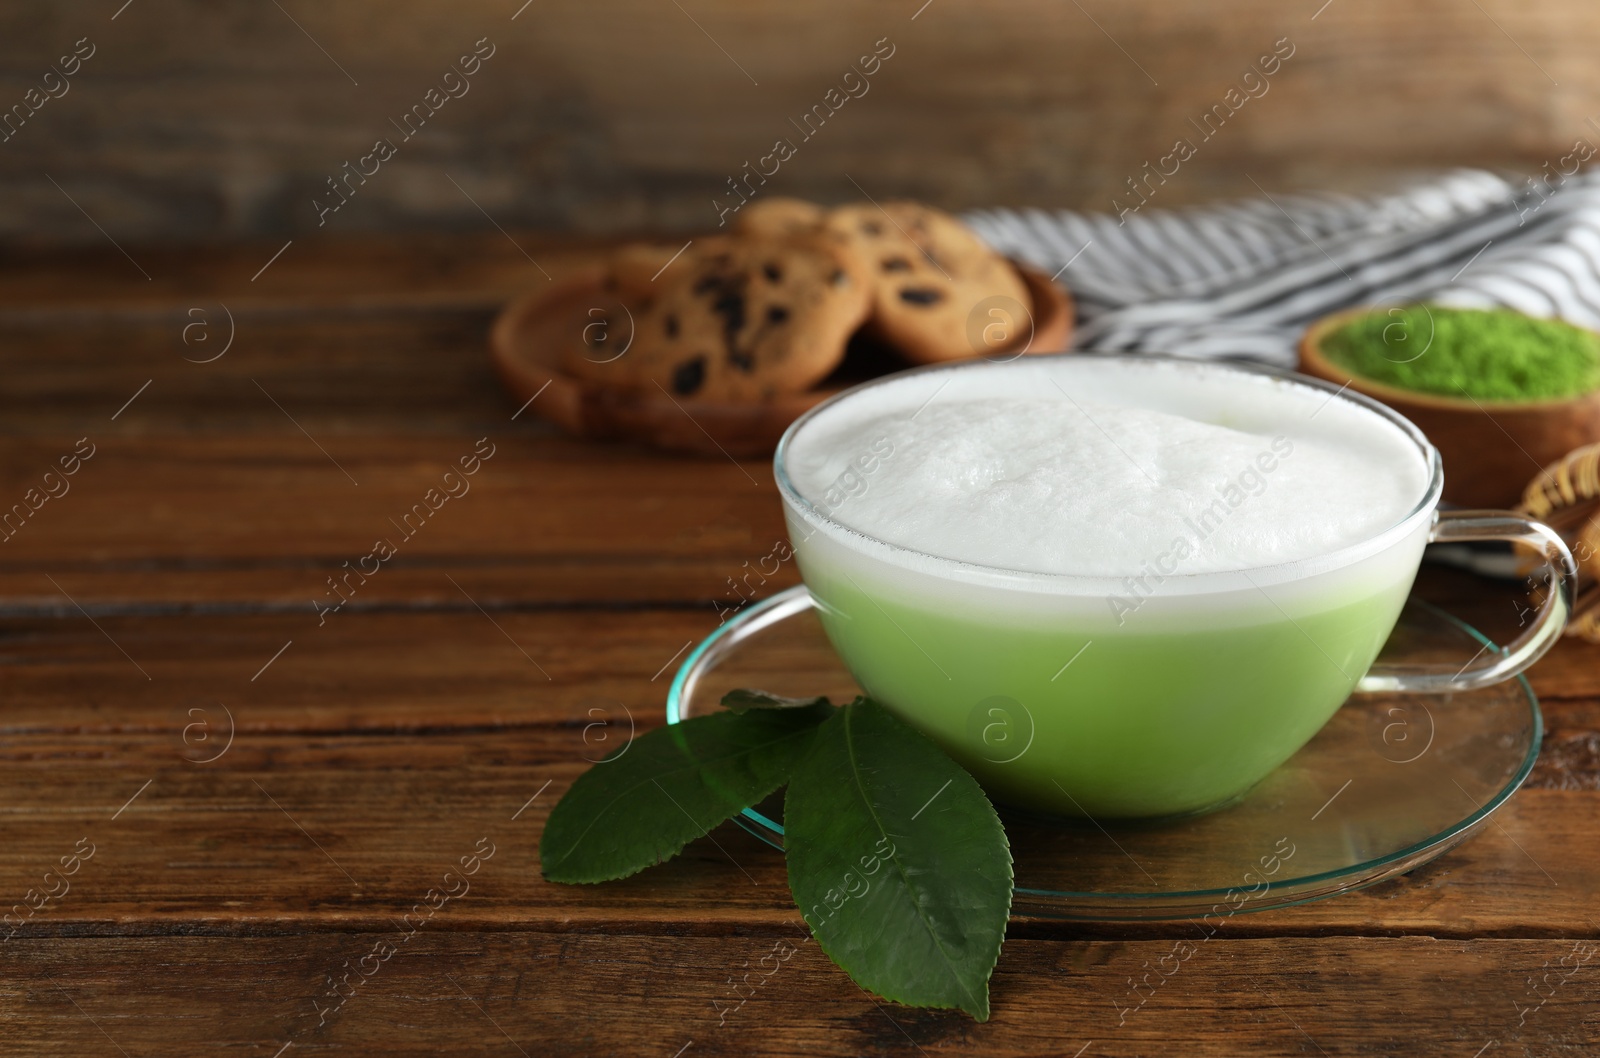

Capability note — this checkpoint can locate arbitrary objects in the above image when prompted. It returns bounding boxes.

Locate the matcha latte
[776,355,1439,819]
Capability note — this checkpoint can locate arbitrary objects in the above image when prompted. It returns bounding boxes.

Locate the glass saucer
[667,586,1541,921]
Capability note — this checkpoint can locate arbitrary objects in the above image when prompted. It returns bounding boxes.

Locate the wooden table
[2,234,1598,1056]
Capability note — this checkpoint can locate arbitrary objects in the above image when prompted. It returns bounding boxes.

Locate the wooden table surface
[2,233,1598,1057]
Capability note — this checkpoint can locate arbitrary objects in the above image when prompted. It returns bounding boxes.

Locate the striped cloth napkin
[964,167,1600,367]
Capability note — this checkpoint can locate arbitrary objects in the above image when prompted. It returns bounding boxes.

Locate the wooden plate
[490,261,1073,458]
[1299,306,1600,509]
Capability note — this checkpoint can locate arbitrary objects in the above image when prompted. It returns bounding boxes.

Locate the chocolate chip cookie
[566,234,869,400]
[824,201,1032,363]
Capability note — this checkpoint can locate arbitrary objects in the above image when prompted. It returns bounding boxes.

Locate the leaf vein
[842,704,985,1014]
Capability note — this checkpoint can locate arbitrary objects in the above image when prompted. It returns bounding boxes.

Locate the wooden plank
[0,566,1587,934]
[0,310,533,433]
[0,235,603,316]
[0,934,1595,1056]
[0,718,1596,938]
[0,423,1582,641]
[0,611,741,732]
[0,570,1591,715]
[0,564,799,614]
[0,436,785,598]
[1,1,1592,244]
[1,548,1597,940]
[0,600,1586,738]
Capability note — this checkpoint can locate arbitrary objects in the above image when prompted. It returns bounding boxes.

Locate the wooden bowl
[1299,307,1600,508]
[490,260,1073,458]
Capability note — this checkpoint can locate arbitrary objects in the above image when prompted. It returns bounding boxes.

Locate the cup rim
[773,352,1445,595]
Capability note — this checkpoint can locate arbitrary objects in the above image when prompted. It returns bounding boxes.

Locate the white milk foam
[784,357,1430,577]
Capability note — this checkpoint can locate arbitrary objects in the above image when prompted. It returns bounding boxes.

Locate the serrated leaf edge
[791,702,1013,1021]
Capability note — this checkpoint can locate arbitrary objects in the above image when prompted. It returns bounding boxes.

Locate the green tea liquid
[805,567,1414,818]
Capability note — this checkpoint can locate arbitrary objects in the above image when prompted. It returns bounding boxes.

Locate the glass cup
[774,355,1576,819]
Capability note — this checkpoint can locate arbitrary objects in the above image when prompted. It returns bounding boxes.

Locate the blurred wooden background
[0,0,1593,243]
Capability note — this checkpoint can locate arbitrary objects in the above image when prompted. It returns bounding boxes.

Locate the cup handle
[1357,509,1577,694]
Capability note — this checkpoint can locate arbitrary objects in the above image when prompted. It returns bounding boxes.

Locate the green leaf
[541,703,832,884]
[721,689,833,712]
[784,699,1012,1021]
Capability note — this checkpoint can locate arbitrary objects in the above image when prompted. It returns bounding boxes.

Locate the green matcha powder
[1320,306,1600,402]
